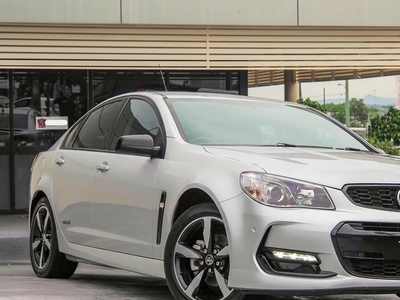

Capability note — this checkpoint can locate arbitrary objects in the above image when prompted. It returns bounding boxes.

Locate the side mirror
[115,134,160,157]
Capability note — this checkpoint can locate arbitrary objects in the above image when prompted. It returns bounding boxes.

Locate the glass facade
[0,70,10,210]
[0,70,244,211]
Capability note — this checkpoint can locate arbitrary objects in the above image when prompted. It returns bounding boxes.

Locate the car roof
[0,107,40,115]
[16,97,54,101]
[109,91,294,106]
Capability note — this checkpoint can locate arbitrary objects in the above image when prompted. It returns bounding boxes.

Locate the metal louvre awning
[248,69,400,87]
[1,23,400,85]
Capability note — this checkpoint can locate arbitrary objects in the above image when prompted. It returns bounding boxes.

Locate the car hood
[204,146,400,189]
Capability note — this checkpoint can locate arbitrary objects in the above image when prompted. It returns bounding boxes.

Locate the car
[14,96,59,116]
[0,107,54,147]
[29,91,400,300]
[0,95,9,107]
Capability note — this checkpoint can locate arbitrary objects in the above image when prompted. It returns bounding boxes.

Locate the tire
[29,197,78,278]
[164,203,244,300]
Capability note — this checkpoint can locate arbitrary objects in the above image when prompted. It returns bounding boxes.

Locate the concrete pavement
[0,214,30,265]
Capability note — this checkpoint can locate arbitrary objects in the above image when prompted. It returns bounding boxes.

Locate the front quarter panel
[152,138,265,259]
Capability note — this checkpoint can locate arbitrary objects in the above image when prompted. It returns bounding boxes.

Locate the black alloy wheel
[30,197,78,278]
[165,203,244,300]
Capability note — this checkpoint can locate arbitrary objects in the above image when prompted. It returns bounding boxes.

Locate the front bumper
[220,187,400,294]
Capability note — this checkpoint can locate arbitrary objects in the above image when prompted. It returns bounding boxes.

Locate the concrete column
[284,70,300,102]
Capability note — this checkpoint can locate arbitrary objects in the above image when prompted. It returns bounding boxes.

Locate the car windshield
[167,97,370,151]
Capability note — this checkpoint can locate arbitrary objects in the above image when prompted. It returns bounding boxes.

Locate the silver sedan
[29,92,400,300]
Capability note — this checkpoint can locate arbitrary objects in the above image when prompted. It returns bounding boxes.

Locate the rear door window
[70,100,123,150]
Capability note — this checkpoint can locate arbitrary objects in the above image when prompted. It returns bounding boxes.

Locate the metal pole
[345,80,350,127]
[323,87,326,108]
[8,70,15,210]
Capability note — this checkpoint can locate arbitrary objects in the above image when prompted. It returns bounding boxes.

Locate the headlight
[240,172,335,209]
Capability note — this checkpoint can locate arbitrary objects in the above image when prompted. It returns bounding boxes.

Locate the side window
[72,100,122,150]
[111,99,162,150]
[63,121,82,148]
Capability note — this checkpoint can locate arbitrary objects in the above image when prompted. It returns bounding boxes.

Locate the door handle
[96,162,109,172]
[55,156,65,166]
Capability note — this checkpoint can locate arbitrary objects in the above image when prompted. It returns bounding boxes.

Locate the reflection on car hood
[204,146,400,189]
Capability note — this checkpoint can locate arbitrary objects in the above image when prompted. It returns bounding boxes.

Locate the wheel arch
[29,191,48,220]
[172,188,218,224]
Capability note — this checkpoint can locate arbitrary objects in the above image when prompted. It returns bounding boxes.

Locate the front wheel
[29,197,78,278]
[164,203,244,300]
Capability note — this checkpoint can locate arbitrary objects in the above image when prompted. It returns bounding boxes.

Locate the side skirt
[57,228,165,279]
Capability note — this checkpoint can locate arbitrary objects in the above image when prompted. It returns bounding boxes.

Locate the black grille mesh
[344,186,400,211]
[348,259,400,278]
[350,222,400,232]
[334,222,400,279]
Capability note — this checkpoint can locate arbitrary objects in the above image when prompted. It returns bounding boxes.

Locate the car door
[52,99,123,245]
[90,97,165,257]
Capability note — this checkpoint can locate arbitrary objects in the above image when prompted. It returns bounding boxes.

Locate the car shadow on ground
[69,269,395,300]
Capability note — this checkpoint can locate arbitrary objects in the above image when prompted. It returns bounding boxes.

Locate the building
[2,0,400,211]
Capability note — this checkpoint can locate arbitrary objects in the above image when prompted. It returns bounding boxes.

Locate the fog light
[257,247,336,278]
[258,248,323,275]
[272,250,318,263]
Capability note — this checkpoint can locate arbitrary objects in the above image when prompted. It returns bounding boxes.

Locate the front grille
[332,222,400,279]
[350,222,400,233]
[349,259,400,277]
[344,185,400,211]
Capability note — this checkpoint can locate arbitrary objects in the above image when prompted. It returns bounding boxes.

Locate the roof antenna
[159,64,168,91]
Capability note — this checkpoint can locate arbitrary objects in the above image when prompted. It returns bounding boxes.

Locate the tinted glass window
[14,99,29,107]
[63,121,83,148]
[72,100,122,150]
[111,99,161,150]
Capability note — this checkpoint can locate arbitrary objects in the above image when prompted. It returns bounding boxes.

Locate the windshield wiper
[275,142,297,147]
[275,143,334,149]
[335,147,369,152]
[343,147,361,151]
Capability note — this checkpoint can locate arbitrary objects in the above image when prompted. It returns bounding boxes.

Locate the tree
[297,97,327,113]
[368,106,400,146]
[325,103,345,123]
[349,98,368,125]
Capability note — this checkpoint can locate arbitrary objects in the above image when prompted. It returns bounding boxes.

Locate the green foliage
[366,136,400,155]
[297,98,327,113]
[350,121,363,128]
[298,97,400,155]
[325,103,345,123]
[367,106,383,120]
[368,106,400,146]
[324,98,369,126]
[350,98,368,125]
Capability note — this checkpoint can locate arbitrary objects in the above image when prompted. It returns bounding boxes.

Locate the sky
[248,75,399,102]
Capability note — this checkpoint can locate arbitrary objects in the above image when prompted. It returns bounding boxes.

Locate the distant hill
[317,94,397,109]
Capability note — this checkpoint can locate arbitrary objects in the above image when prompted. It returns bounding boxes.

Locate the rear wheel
[165,203,244,300]
[29,197,78,278]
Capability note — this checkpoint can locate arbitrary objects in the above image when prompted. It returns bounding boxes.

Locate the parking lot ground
[0,263,399,300]
[0,214,399,300]
[0,263,173,300]
[0,214,29,265]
